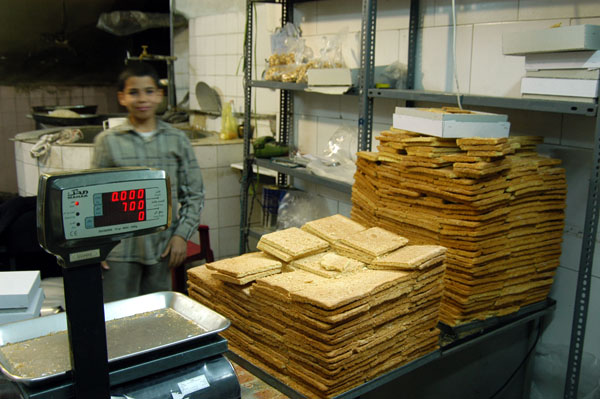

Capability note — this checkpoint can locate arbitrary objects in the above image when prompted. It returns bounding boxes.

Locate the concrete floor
[232,361,289,399]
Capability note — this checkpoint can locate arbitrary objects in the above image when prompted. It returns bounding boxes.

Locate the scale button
[85,217,94,229]
[93,194,102,205]
[94,204,103,216]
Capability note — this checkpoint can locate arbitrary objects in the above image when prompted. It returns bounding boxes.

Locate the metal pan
[32,105,98,115]
[30,112,104,127]
[0,291,230,386]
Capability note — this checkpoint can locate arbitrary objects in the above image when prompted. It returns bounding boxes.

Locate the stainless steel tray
[0,291,230,386]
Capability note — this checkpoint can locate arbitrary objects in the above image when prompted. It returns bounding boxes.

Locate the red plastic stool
[171,225,214,294]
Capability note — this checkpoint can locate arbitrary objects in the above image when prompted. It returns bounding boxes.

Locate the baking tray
[0,291,230,386]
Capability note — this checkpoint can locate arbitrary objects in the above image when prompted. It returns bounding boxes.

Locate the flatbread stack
[352,128,566,326]
[186,215,447,398]
[291,251,366,278]
[301,214,367,243]
[205,252,282,285]
[187,265,289,373]
[332,226,410,263]
[257,227,329,262]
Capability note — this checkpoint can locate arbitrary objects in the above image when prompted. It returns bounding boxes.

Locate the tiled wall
[181,0,600,362]
[193,142,257,260]
[0,85,120,194]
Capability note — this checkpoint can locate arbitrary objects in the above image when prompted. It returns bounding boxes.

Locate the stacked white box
[0,271,45,324]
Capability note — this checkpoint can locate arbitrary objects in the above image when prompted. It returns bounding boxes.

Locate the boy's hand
[161,235,188,268]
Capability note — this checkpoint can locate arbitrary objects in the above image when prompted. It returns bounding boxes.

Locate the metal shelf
[250,80,358,95]
[369,88,598,116]
[254,158,352,194]
[250,80,308,91]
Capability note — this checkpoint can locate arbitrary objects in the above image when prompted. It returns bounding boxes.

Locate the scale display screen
[94,189,147,227]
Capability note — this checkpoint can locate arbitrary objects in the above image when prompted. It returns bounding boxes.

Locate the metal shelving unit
[239,0,376,253]
[239,1,600,397]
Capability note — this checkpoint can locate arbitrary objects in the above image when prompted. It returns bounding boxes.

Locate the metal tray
[0,291,230,386]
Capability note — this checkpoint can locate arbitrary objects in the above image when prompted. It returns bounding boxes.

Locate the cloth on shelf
[30,128,83,158]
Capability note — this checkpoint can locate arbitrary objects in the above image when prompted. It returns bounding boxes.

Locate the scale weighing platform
[0,168,241,399]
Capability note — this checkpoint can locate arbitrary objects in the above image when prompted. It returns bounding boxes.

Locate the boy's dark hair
[117,62,160,91]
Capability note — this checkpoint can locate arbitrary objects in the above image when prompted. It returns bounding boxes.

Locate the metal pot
[30,113,104,128]
[32,105,98,115]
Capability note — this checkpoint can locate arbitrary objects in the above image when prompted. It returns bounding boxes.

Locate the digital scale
[0,168,240,399]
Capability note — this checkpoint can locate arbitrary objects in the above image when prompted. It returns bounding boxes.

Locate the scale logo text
[67,189,89,199]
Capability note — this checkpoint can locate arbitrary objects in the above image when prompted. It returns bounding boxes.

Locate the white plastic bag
[530,343,600,399]
[276,190,330,230]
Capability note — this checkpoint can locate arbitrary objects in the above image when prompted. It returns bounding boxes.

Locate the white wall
[180,0,600,374]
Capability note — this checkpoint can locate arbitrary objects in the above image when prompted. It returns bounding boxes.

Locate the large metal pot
[28,105,102,128]
[32,105,98,114]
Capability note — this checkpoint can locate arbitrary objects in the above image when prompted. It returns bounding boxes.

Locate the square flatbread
[291,252,365,278]
[212,269,281,285]
[302,214,367,243]
[340,227,409,257]
[205,252,282,277]
[259,227,329,258]
[371,245,446,270]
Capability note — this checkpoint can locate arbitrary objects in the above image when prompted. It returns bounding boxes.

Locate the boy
[93,62,204,302]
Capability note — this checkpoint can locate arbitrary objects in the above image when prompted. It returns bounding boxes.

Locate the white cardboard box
[393,107,510,138]
[503,24,600,55]
[306,68,352,95]
[0,287,44,325]
[524,50,600,71]
[0,271,42,309]
[520,77,599,98]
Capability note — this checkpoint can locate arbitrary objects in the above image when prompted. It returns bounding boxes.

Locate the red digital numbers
[111,189,146,220]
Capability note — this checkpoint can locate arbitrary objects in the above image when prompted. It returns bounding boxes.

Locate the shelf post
[239,0,254,255]
[564,112,600,399]
[358,0,377,151]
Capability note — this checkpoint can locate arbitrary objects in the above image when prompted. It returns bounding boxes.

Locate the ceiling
[0,0,176,85]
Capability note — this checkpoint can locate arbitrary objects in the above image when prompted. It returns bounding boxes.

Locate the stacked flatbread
[352,128,565,326]
[187,215,447,398]
[291,252,366,278]
[302,214,367,243]
[257,227,329,262]
[332,227,410,263]
[205,252,282,285]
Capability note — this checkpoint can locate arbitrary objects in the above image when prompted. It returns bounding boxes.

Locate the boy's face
[118,76,163,123]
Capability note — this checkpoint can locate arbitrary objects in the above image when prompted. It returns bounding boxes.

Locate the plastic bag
[97,11,187,36]
[380,61,408,89]
[220,101,237,140]
[305,125,357,185]
[314,35,345,69]
[530,343,600,399]
[266,23,314,83]
[276,190,331,230]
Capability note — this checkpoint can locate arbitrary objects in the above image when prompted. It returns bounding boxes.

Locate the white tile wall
[202,167,219,200]
[217,166,241,198]
[296,115,318,154]
[193,145,218,169]
[217,143,243,167]
[416,25,473,93]
[315,0,362,35]
[518,0,600,21]
[201,198,219,229]
[470,20,567,97]
[219,226,240,258]
[218,196,241,228]
[434,0,519,26]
